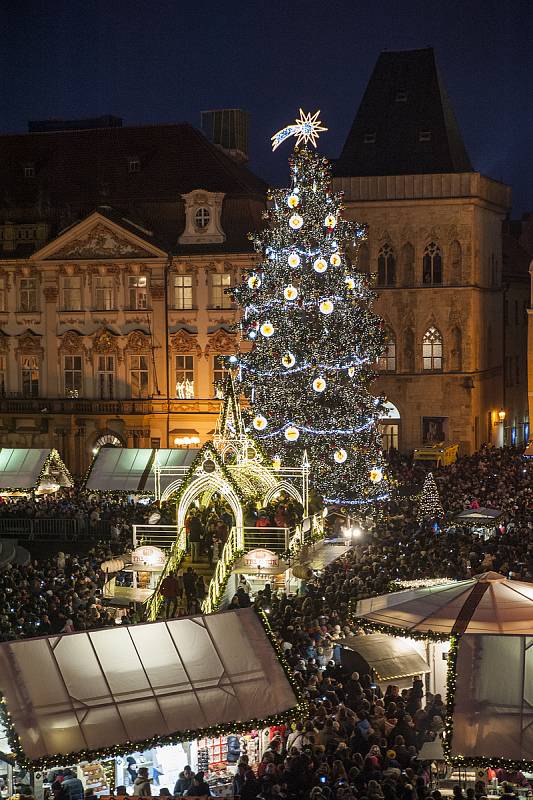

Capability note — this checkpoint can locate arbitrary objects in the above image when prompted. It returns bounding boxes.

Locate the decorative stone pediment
[170,328,201,355]
[179,190,226,245]
[205,327,236,356]
[92,327,120,355]
[127,330,151,353]
[16,330,42,355]
[60,330,84,354]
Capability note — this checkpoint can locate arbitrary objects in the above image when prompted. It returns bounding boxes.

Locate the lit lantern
[312,376,327,393]
[288,252,301,268]
[284,284,299,301]
[313,258,328,274]
[334,448,348,464]
[282,352,296,368]
[330,253,341,267]
[319,300,334,315]
[260,321,275,337]
[284,425,300,442]
[289,214,303,230]
[253,415,268,431]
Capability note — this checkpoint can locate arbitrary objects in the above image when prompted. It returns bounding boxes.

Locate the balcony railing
[0,395,223,415]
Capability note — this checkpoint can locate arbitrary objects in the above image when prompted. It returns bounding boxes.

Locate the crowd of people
[0,446,530,798]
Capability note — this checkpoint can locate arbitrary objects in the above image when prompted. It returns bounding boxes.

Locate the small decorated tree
[417,472,444,523]
[230,112,388,506]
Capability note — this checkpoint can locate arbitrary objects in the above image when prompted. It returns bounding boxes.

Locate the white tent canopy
[0,448,72,491]
[0,607,298,766]
[85,447,199,493]
[340,633,430,682]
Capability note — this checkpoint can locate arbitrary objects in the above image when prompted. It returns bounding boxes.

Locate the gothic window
[173,275,193,309]
[21,355,39,396]
[175,355,195,398]
[401,242,414,286]
[422,242,443,285]
[210,273,232,309]
[377,243,396,286]
[403,328,415,372]
[130,355,149,398]
[64,355,83,396]
[450,240,462,284]
[423,327,443,371]
[378,330,396,372]
[451,326,462,371]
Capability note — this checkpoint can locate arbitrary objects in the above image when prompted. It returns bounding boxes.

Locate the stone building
[333,47,519,454]
[0,120,265,475]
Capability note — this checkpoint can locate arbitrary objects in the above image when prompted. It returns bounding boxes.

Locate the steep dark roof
[0,122,266,206]
[334,48,473,177]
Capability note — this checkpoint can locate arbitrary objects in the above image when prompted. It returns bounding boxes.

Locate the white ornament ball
[287,193,299,208]
[370,466,383,483]
[313,258,328,274]
[334,448,348,464]
[253,415,268,431]
[284,425,300,442]
[282,352,296,369]
[260,321,275,338]
[312,377,327,393]
[247,273,261,289]
[288,252,301,268]
[319,300,334,315]
[345,276,356,290]
[284,284,299,301]
[330,253,342,267]
[289,214,303,230]
[325,214,337,228]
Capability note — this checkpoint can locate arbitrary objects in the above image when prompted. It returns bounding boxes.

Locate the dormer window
[195,207,210,230]
[128,157,141,173]
[23,163,35,178]
[419,130,432,142]
[179,190,226,245]
[363,132,376,144]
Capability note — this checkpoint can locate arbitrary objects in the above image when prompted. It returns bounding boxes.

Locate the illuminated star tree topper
[271,109,328,152]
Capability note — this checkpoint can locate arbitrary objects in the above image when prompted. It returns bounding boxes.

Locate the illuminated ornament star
[271,109,328,151]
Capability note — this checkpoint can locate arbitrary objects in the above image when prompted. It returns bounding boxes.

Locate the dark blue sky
[3,0,532,214]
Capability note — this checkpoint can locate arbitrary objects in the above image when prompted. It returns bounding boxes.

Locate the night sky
[3,0,533,214]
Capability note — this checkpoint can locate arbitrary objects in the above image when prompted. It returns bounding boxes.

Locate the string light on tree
[417,472,444,523]
[232,112,387,505]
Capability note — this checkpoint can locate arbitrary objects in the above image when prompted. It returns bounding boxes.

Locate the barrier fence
[0,517,110,541]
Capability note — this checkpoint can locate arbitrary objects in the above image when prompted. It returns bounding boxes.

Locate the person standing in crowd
[159,570,180,619]
[173,766,193,795]
[188,513,203,564]
[132,767,151,796]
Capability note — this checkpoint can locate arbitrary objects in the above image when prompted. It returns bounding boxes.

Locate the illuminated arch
[263,481,303,507]
[175,472,243,532]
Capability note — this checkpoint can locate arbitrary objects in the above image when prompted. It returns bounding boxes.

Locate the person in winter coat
[184,772,211,796]
[132,767,151,796]
[61,770,84,800]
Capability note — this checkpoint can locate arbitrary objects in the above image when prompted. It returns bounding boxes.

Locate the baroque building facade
[333,48,527,454]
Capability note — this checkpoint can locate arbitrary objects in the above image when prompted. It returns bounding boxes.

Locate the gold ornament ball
[313,258,328,274]
[282,352,296,369]
[285,425,300,442]
[288,252,301,268]
[289,214,304,230]
[330,253,342,267]
[345,276,356,290]
[319,300,334,315]
[312,377,327,393]
[334,448,348,464]
[370,466,383,483]
[260,321,275,337]
[247,274,261,289]
[284,284,299,301]
[324,214,337,228]
[287,194,299,208]
[253,415,268,431]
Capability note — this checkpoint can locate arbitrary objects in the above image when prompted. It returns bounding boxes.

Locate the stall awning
[340,633,430,681]
[84,447,199,493]
[454,507,503,524]
[0,448,72,491]
[0,607,299,767]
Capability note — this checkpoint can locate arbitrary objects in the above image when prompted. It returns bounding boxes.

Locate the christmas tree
[417,472,444,523]
[231,113,388,506]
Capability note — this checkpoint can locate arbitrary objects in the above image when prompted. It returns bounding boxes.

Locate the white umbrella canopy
[355,572,533,636]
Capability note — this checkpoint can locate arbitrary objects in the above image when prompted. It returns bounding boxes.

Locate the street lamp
[498,409,506,423]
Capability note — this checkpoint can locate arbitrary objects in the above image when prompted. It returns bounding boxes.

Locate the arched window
[422,242,443,285]
[377,243,396,286]
[450,240,462,284]
[401,242,414,286]
[357,242,370,273]
[378,329,396,371]
[423,327,443,371]
[451,326,462,371]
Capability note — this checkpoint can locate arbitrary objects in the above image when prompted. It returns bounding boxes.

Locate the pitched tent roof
[334,47,473,177]
[0,607,300,767]
[84,447,199,493]
[0,448,72,491]
[454,507,503,524]
[340,633,430,682]
[355,572,533,636]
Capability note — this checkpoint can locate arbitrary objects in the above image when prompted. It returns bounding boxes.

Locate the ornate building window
[64,355,83,396]
[21,355,39,396]
[94,276,114,311]
[378,330,396,372]
[173,275,193,309]
[61,276,82,311]
[175,355,195,398]
[422,327,443,371]
[195,207,210,229]
[377,243,396,286]
[422,242,443,285]
[128,275,148,310]
[129,355,149,398]
[97,355,115,399]
[210,273,232,309]
[19,277,37,312]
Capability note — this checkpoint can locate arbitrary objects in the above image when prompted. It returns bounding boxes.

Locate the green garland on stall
[207,548,245,612]
[0,608,307,770]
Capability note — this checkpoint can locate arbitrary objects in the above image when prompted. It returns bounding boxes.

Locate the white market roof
[0,448,72,490]
[0,607,299,766]
[355,572,533,636]
[340,632,430,681]
[84,447,199,493]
